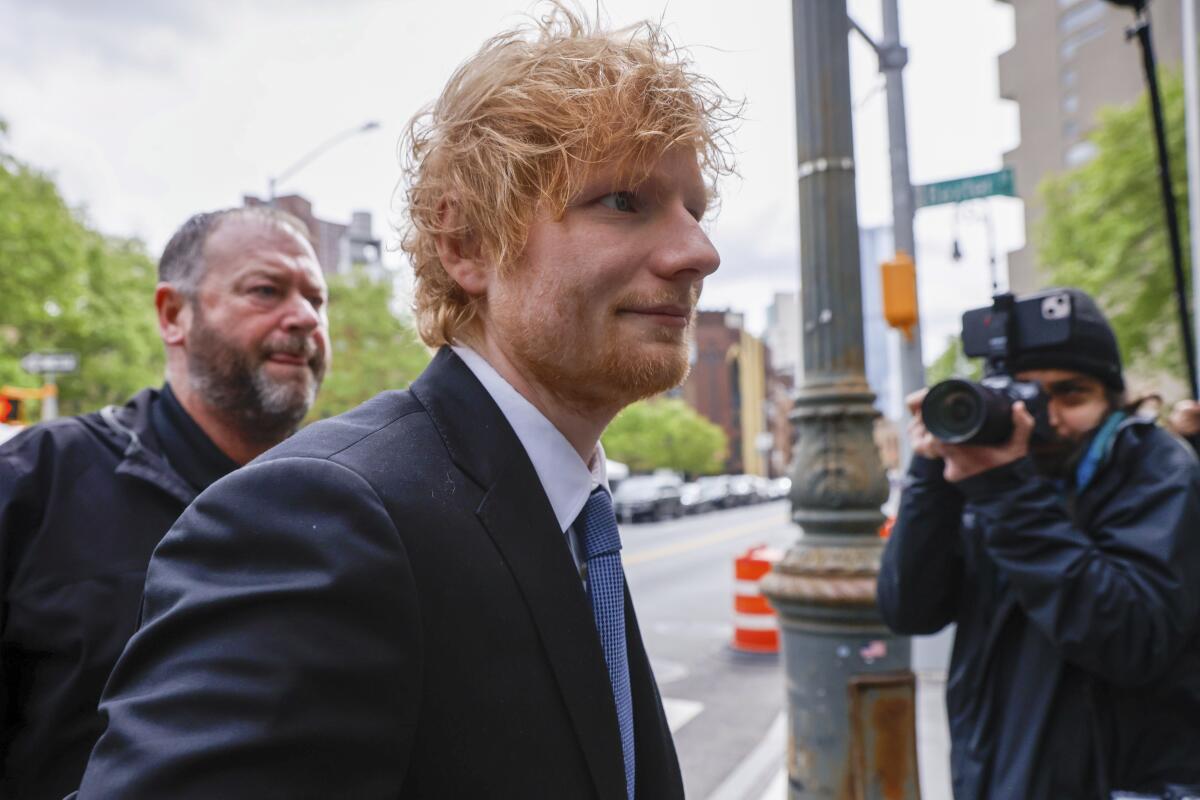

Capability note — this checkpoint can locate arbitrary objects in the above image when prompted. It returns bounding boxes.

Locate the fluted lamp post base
[761,383,919,799]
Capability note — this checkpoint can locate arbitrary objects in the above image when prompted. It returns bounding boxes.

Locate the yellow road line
[624,513,791,567]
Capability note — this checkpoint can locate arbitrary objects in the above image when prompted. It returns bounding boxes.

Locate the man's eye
[251,286,279,298]
[599,191,637,213]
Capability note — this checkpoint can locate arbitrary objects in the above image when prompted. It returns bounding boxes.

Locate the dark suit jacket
[76,348,683,799]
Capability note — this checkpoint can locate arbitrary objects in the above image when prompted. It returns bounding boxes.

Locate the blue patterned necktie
[578,488,636,800]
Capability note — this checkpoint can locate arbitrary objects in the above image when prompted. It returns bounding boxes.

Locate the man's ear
[433,199,490,296]
[155,283,192,346]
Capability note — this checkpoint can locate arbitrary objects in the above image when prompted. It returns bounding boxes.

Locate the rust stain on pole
[846,673,921,800]
[872,696,913,799]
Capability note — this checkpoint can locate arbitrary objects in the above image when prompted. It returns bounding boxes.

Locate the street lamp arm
[270,120,380,198]
[847,15,881,54]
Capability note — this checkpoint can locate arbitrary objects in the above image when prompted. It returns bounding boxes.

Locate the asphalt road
[621,499,797,799]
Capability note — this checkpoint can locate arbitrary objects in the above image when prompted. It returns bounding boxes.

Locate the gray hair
[158,207,313,298]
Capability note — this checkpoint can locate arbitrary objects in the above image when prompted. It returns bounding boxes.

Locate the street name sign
[21,352,79,375]
[914,167,1015,208]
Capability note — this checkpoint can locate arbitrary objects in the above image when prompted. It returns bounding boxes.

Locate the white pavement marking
[662,697,704,734]
[705,711,786,800]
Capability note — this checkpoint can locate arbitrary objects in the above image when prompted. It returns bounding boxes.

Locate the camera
[921,290,1073,445]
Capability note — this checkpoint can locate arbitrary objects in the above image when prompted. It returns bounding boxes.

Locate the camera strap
[1075,411,1128,494]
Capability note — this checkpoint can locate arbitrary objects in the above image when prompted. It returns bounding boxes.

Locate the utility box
[881,252,918,339]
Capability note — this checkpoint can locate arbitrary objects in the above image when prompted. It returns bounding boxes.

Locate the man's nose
[651,208,720,282]
[1046,397,1063,430]
[281,292,323,333]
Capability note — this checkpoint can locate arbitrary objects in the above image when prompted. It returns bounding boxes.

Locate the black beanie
[1009,288,1125,392]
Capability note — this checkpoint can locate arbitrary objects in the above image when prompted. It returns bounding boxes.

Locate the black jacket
[878,418,1200,799]
[0,389,203,799]
[77,348,683,799]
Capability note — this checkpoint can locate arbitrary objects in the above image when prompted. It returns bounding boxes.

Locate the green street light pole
[761,1,918,797]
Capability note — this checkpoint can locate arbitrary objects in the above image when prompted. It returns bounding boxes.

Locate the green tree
[308,267,431,420]
[601,397,727,475]
[0,121,163,416]
[926,335,982,386]
[1038,69,1190,377]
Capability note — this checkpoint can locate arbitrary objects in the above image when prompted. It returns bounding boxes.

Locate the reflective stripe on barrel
[732,545,782,654]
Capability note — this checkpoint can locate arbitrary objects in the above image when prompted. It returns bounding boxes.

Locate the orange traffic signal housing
[881,251,919,340]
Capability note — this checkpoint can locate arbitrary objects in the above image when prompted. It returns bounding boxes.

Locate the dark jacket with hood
[878,416,1200,799]
[0,387,233,799]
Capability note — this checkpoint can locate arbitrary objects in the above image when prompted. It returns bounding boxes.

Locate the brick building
[242,194,382,278]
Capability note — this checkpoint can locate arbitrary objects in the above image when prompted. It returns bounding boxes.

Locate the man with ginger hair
[76,6,735,798]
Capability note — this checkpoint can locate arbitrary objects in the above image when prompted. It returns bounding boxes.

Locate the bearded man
[878,288,1200,799]
[0,206,328,799]
[74,6,734,800]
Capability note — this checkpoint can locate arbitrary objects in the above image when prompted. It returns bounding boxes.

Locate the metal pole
[762,1,918,797]
[40,374,58,421]
[1184,0,1200,396]
[1129,13,1199,398]
[881,0,926,453]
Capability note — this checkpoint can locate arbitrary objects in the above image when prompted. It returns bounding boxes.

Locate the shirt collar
[452,345,609,533]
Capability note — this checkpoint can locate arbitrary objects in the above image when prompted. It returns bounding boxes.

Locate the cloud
[0,0,211,74]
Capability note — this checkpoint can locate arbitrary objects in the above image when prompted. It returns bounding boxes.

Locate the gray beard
[186,310,323,445]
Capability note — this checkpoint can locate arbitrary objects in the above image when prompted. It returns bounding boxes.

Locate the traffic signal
[0,395,19,424]
[881,251,919,340]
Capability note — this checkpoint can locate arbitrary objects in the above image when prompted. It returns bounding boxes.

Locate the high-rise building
[764,292,802,380]
[242,194,383,277]
[998,0,1187,292]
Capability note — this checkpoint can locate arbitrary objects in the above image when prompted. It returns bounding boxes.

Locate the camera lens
[922,378,1016,445]
[923,381,985,442]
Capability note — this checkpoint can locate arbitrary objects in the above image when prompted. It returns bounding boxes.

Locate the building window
[1059,1,1107,36]
[1062,68,1078,89]
[1066,140,1099,167]
[1063,94,1079,115]
[1060,23,1106,61]
[1064,119,1080,140]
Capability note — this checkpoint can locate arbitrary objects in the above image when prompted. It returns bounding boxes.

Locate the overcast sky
[0,0,1021,363]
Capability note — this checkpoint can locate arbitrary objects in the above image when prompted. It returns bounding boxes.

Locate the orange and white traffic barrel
[732,545,782,654]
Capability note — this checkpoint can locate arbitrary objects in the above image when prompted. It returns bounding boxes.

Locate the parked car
[695,475,733,509]
[727,474,758,506]
[612,473,683,523]
[769,476,792,500]
[679,482,704,514]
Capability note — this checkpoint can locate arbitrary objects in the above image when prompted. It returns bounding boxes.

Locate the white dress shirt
[451,346,609,570]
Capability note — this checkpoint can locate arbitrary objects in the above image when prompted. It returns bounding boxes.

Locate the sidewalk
[706,670,951,800]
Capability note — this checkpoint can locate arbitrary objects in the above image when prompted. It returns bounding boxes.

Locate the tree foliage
[307,267,431,421]
[1038,69,1190,377]
[0,122,163,416]
[926,335,982,386]
[601,398,727,476]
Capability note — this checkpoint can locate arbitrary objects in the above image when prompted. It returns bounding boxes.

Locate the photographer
[877,289,1200,799]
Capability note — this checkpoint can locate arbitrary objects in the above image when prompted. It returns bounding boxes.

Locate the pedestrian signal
[881,251,919,340]
[0,396,16,423]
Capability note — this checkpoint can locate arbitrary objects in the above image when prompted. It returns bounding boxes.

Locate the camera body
[922,290,1073,445]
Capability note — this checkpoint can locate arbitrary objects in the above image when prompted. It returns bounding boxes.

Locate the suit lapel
[412,348,627,800]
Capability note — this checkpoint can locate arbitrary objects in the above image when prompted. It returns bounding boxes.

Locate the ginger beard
[488,278,700,413]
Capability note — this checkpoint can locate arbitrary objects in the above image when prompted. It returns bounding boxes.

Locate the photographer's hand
[905,389,940,460]
[940,401,1034,483]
